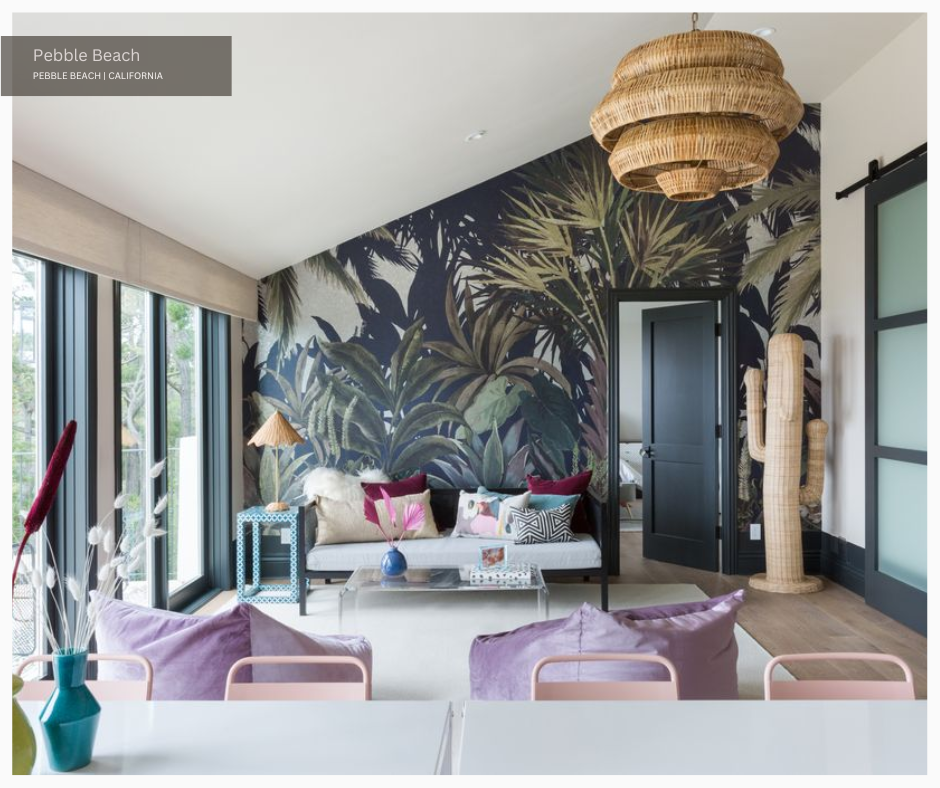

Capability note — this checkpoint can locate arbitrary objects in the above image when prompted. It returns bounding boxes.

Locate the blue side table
[236,506,307,607]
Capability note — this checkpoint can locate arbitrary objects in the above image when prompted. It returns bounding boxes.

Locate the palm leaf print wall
[243,105,822,533]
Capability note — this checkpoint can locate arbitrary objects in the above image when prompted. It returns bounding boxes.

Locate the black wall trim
[736,529,821,577]
[819,533,866,597]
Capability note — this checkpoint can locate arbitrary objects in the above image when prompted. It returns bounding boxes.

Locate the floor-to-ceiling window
[12,254,97,670]
[118,286,153,605]
[11,251,232,665]
[865,152,927,635]
[165,299,204,594]
[11,253,42,670]
[116,286,215,611]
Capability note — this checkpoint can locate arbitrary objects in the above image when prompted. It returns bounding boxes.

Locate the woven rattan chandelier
[590,13,803,202]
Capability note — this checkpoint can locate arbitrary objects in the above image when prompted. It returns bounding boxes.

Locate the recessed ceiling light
[464,130,487,143]
[752,27,776,38]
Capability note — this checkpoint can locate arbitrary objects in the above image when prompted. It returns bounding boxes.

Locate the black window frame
[864,151,927,635]
[114,283,233,612]
[16,255,99,656]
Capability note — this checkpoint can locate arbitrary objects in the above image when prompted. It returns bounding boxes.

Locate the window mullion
[149,293,169,609]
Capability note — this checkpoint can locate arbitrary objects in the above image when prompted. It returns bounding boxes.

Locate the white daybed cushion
[306,531,601,572]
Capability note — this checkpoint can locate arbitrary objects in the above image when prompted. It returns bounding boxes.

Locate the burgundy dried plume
[12,420,77,593]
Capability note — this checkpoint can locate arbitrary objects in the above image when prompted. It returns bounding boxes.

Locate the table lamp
[247,411,304,512]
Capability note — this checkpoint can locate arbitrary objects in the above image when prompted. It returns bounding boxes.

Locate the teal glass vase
[39,650,100,772]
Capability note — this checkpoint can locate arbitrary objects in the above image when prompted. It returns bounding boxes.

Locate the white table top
[22,700,453,775]
[457,701,927,775]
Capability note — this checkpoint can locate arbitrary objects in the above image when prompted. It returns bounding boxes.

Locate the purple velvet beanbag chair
[92,595,372,700]
[469,590,744,700]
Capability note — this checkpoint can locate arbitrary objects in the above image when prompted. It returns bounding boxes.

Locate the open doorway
[607,288,738,577]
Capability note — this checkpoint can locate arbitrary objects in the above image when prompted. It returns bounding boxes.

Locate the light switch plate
[750,523,761,541]
[280,527,291,545]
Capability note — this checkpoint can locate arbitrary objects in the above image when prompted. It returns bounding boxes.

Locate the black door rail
[835,142,927,200]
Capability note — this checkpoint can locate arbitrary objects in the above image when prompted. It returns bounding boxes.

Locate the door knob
[639,446,652,458]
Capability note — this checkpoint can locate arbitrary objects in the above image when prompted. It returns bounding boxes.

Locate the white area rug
[232,583,787,700]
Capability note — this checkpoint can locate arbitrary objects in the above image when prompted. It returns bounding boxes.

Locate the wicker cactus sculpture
[745,333,828,594]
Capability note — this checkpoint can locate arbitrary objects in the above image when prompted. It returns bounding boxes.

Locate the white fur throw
[302,467,390,504]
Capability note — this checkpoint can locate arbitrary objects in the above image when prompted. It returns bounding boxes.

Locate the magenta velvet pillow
[526,470,592,533]
[362,473,427,524]
[247,606,372,684]
[469,590,744,700]
[93,594,252,700]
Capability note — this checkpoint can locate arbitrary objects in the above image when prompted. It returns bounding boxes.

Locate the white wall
[820,15,926,547]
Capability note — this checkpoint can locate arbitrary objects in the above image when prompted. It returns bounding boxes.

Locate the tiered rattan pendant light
[590,14,803,202]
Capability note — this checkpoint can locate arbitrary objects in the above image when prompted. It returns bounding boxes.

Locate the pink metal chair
[531,653,680,701]
[764,652,916,700]
[15,654,154,701]
[224,656,372,701]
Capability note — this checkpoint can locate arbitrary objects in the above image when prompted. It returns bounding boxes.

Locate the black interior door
[641,302,719,570]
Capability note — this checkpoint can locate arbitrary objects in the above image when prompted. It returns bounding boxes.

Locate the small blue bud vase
[380,546,408,578]
[39,650,100,772]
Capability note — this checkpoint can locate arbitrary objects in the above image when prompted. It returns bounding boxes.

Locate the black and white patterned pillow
[509,503,577,545]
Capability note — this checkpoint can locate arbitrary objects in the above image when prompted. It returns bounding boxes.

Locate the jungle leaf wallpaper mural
[243,105,821,534]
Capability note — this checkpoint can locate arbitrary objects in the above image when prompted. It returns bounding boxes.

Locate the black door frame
[607,287,738,575]
[864,151,927,635]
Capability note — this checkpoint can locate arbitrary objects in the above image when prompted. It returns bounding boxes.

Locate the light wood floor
[615,532,928,698]
[204,532,927,698]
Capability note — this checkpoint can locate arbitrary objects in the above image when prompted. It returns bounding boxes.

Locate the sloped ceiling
[12,12,922,279]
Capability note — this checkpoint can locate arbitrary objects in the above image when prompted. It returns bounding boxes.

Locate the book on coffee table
[468,562,534,586]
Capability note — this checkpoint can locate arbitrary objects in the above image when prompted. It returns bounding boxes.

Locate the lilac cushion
[469,590,744,700]
[93,594,252,700]
[247,606,372,684]
[93,596,373,699]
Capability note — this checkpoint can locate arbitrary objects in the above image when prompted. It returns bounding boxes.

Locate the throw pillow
[93,596,375,699]
[374,489,440,541]
[527,493,580,511]
[469,590,745,700]
[509,503,577,545]
[502,494,578,541]
[473,488,533,539]
[362,473,427,524]
[314,496,386,545]
[453,490,529,539]
[526,470,592,533]
[92,594,252,700]
[247,606,372,684]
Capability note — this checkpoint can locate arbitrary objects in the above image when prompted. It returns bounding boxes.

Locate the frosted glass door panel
[877,324,927,451]
[877,181,927,318]
[877,459,927,592]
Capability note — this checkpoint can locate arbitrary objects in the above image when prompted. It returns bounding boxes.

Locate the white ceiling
[12,12,923,279]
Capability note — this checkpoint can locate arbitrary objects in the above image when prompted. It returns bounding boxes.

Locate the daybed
[299,488,610,615]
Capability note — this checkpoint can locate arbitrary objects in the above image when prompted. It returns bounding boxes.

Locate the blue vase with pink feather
[380,546,408,578]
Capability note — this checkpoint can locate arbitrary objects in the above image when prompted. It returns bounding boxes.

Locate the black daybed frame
[297,487,611,616]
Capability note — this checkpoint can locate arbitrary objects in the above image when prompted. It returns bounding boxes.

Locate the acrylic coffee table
[338,565,549,631]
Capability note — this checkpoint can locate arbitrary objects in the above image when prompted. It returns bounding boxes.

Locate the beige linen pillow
[374,490,439,541]
[313,497,383,546]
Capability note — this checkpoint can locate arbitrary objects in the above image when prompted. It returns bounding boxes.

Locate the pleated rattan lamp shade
[590,23,803,201]
[247,411,304,512]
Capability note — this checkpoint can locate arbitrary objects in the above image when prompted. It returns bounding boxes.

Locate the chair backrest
[764,652,916,700]
[224,656,372,701]
[15,654,154,701]
[531,653,680,701]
